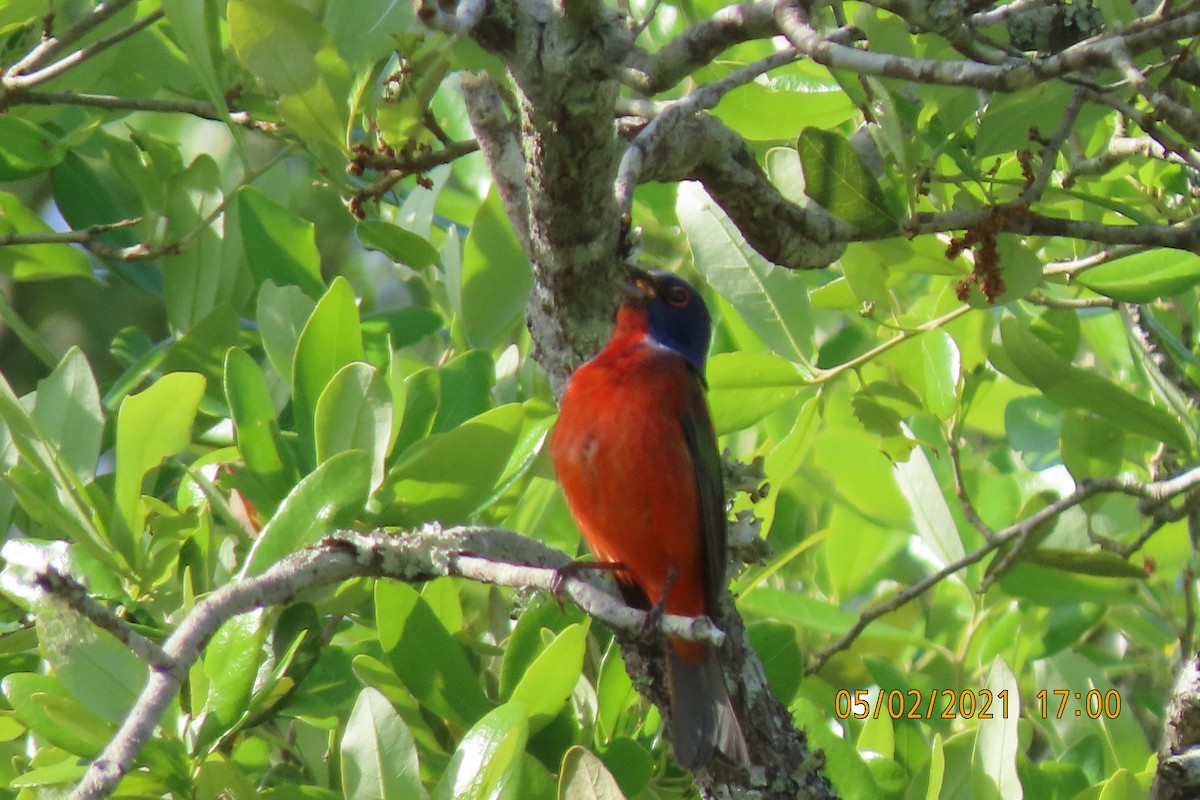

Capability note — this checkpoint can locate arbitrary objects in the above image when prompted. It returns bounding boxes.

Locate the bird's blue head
[624,268,712,373]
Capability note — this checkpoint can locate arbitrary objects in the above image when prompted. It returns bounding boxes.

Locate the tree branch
[1153,652,1200,800]
[626,112,849,268]
[466,0,636,397]
[775,0,1200,93]
[461,72,531,255]
[622,0,781,94]
[60,525,729,800]
[1,88,275,131]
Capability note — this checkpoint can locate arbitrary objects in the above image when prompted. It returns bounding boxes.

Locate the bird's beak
[619,266,654,300]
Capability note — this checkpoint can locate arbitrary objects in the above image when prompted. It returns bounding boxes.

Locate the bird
[549,267,749,770]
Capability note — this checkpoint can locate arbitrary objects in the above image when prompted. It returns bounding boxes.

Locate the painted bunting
[550,268,749,769]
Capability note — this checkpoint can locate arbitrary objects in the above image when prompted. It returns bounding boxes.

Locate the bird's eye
[666,286,690,307]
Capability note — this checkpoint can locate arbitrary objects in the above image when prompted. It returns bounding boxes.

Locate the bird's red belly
[551,372,707,619]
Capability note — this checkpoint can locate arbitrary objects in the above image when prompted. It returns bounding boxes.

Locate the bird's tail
[666,641,750,770]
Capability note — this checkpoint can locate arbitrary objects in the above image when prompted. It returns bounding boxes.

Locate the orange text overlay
[834,689,1013,720]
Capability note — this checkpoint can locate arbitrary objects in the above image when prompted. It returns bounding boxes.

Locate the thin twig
[34,568,172,671]
[3,0,138,80]
[810,305,973,384]
[3,10,164,91]
[1026,292,1119,309]
[807,464,1200,674]
[1020,86,1086,203]
[948,433,995,540]
[5,89,274,131]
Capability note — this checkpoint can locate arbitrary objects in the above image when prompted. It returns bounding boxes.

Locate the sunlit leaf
[797,127,899,234]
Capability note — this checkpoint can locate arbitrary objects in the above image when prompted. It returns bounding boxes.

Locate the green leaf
[797,127,899,234]
[37,604,147,725]
[161,0,238,149]
[894,441,964,568]
[1077,249,1200,302]
[0,192,91,280]
[0,374,107,561]
[240,449,371,576]
[2,673,113,757]
[197,610,267,752]
[50,149,160,292]
[162,154,228,332]
[9,759,89,788]
[998,563,1140,606]
[238,185,326,297]
[314,362,392,491]
[391,367,440,458]
[357,221,440,268]
[746,622,803,704]
[195,752,259,800]
[1000,314,1191,451]
[432,702,528,800]
[715,79,857,141]
[976,83,1070,157]
[678,182,815,363]
[33,347,103,483]
[227,0,328,97]
[1097,769,1142,800]
[363,307,443,350]
[922,329,961,419]
[706,352,806,434]
[1023,548,1148,579]
[509,622,589,734]
[376,581,491,728]
[113,372,207,565]
[161,304,243,383]
[0,117,68,180]
[432,350,495,433]
[257,281,317,386]
[924,735,946,800]
[229,0,350,160]
[558,746,626,800]
[1061,411,1124,486]
[270,603,324,696]
[973,656,1020,800]
[791,698,879,800]
[739,589,929,646]
[225,348,295,505]
[595,642,637,746]
[458,189,534,349]
[808,276,859,309]
[374,403,523,526]
[293,277,366,463]
[325,0,417,67]
[341,688,427,800]
[499,597,582,701]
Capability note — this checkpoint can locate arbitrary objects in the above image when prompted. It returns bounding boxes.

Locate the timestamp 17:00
[1035,689,1122,719]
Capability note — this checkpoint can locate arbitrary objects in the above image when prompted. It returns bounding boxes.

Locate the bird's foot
[640,568,678,638]
[550,559,627,609]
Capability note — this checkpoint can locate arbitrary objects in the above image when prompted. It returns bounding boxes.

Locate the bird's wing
[680,368,726,616]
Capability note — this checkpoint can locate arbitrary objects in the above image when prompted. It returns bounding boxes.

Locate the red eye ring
[666,286,690,307]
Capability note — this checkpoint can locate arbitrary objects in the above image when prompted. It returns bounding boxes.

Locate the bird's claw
[641,568,678,638]
[550,559,626,609]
